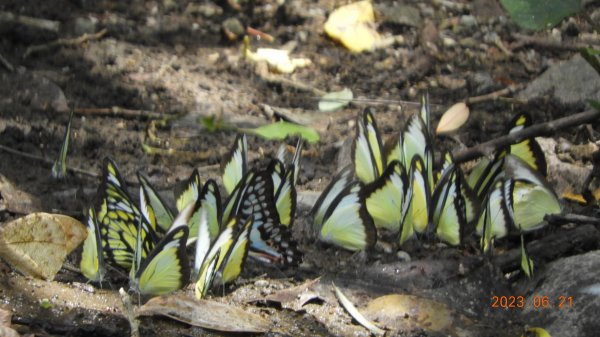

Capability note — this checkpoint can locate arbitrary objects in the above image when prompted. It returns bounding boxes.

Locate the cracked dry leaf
[0,213,86,280]
[362,294,473,336]
[137,295,270,333]
[324,0,381,53]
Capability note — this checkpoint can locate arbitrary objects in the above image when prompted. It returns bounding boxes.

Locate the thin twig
[0,52,14,72]
[546,213,600,226]
[24,28,107,58]
[0,144,98,179]
[119,288,140,337]
[452,109,600,163]
[465,84,525,105]
[510,33,600,52]
[75,106,164,120]
[0,11,60,32]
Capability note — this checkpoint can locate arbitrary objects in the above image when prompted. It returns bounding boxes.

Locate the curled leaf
[243,121,320,144]
[436,102,469,135]
[318,88,353,112]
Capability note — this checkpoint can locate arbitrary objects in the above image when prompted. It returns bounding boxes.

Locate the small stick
[75,106,164,119]
[0,11,60,32]
[119,288,140,337]
[465,84,525,105]
[452,108,600,163]
[510,33,599,52]
[0,52,14,72]
[24,28,107,58]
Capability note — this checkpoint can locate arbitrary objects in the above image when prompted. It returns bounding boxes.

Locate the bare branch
[452,109,600,164]
[24,28,107,58]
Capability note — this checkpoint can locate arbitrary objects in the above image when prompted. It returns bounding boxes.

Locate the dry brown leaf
[362,294,472,335]
[0,213,86,280]
[137,295,271,333]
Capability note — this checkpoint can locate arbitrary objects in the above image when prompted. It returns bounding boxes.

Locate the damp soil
[1,0,599,336]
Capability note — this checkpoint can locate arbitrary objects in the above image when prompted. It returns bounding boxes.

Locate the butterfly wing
[312,166,354,228]
[138,173,175,234]
[80,207,106,283]
[96,158,145,270]
[520,234,534,279]
[431,164,467,246]
[363,160,408,231]
[408,156,431,234]
[507,113,547,176]
[222,134,248,195]
[352,108,385,184]
[229,169,302,266]
[132,225,190,296]
[476,179,512,253]
[175,169,200,213]
[318,181,376,251]
[271,159,297,228]
[220,217,253,284]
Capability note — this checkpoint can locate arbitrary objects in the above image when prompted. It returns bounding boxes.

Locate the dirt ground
[1,0,600,336]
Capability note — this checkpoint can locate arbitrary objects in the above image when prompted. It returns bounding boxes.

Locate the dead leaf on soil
[0,213,86,280]
[436,102,470,135]
[324,1,381,53]
[136,295,271,333]
[362,294,473,336]
[0,308,19,337]
[244,37,311,74]
[0,174,43,214]
[258,277,323,311]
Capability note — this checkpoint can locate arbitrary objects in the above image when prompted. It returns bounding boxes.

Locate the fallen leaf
[522,327,552,337]
[318,88,354,112]
[245,43,311,74]
[0,174,43,214]
[260,278,323,311]
[0,213,86,280]
[362,294,472,335]
[436,102,469,135]
[243,121,320,144]
[324,1,381,53]
[333,284,386,336]
[136,295,270,333]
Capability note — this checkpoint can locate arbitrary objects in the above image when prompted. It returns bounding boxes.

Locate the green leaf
[243,121,320,144]
[589,100,600,112]
[580,48,600,76]
[318,88,353,112]
[500,0,581,31]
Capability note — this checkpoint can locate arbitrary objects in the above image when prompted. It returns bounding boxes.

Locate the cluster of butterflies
[312,95,561,277]
[80,136,302,297]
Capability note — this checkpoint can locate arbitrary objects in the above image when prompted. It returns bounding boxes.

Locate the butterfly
[503,155,561,232]
[476,179,512,253]
[129,187,192,296]
[51,109,74,179]
[80,206,106,283]
[224,169,302,265]
[194,214,253,299]
[467,113,547,198]
[221,134,248,195]
[362,160,409,232]
[407,156,431,235]
[430,163,467,246]
[138,173,174,234]
[269,159,297,227]
[312,166,376,251]
[353,108,386,184]
[95,158,151,270]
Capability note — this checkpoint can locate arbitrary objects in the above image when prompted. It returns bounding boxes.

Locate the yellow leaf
[436,102,470,135]
[324,1,381,53]
[0,213,86,280]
